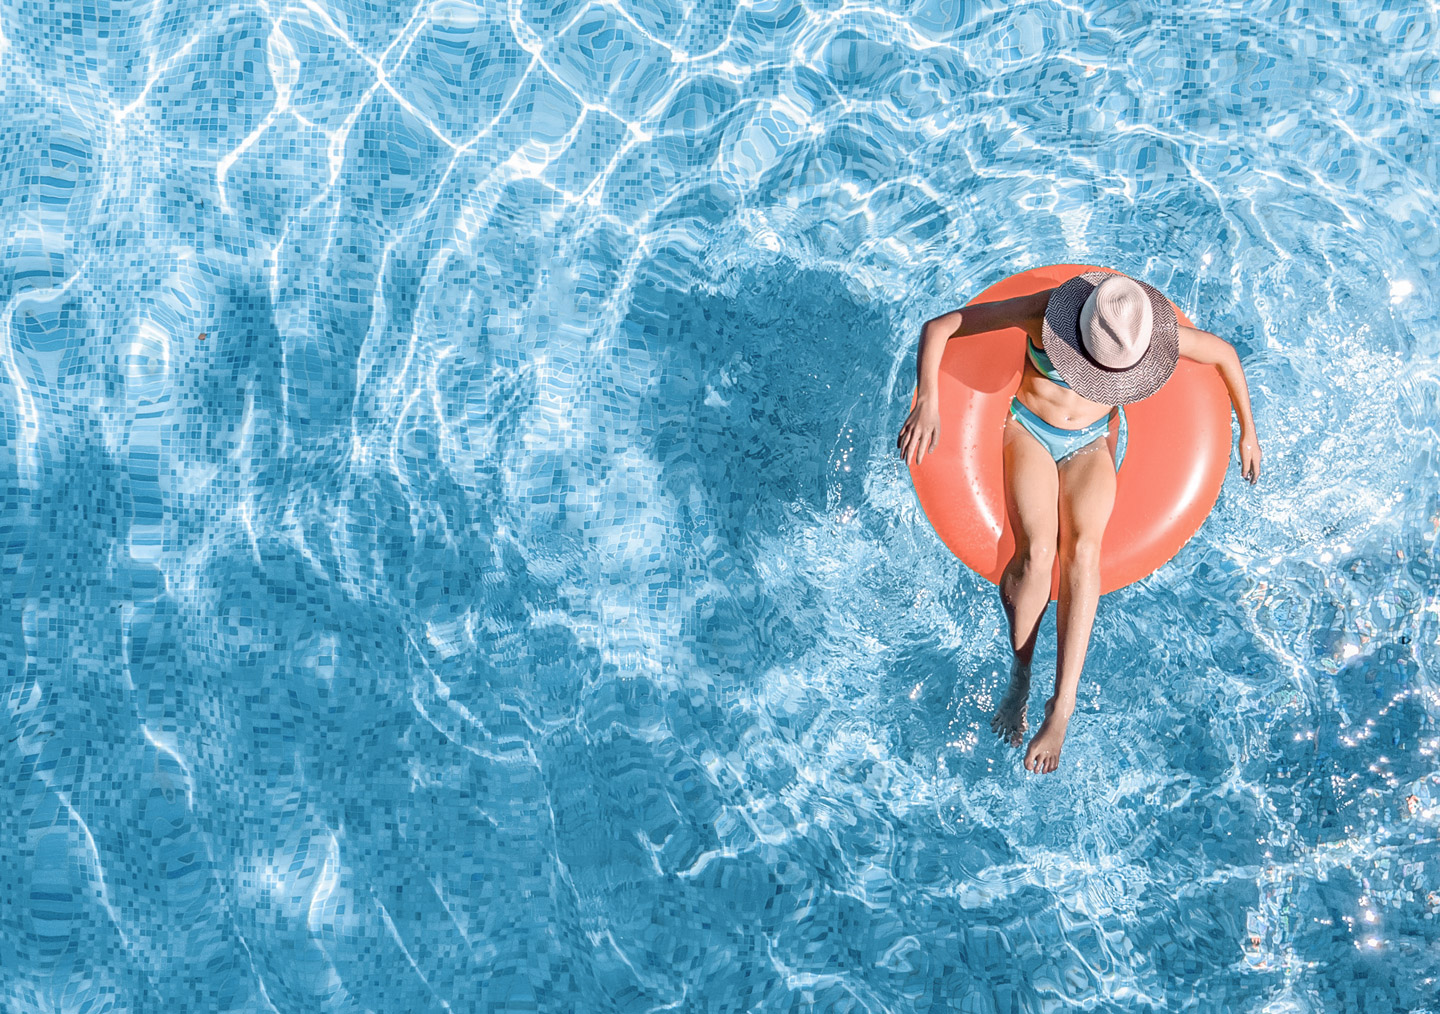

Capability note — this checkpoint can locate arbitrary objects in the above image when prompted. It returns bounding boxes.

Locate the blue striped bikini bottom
[1007,396,1127,468]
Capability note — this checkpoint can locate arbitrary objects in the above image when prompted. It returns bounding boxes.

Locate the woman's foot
[1023,696,1074,774]
[989,656,1031,747]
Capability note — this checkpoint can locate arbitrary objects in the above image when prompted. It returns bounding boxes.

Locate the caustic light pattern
[1,0,1439,1012]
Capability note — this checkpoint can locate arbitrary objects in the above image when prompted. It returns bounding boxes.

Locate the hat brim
[1040,270,1179,405]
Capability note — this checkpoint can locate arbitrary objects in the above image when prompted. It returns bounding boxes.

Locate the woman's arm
[898,290,1051,465]
[1178,325,1262,483]
[913,291,1051,401]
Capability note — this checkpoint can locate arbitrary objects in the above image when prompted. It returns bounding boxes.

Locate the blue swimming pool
[2,0,1437,1010]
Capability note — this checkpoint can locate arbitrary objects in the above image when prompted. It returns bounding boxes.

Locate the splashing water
[1,0,1438,1011]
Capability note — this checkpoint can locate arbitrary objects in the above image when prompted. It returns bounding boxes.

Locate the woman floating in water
[897,271,1261,774]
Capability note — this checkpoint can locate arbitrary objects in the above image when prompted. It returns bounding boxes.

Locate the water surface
[1,1,1438,1011]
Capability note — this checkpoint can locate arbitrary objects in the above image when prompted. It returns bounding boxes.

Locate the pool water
[2,1,1438,1011]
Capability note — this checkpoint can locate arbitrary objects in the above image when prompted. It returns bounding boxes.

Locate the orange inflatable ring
[907,263,1232,598]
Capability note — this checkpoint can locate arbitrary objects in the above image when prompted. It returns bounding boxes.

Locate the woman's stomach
[1014,369,1114,428]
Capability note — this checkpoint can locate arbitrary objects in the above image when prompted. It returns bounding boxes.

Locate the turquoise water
[2,0,1438,1011]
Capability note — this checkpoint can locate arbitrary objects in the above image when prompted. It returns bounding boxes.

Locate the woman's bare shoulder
[1177,325,1235,364]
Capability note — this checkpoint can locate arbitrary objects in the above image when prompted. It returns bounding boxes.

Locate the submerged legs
[994,414,1117,774]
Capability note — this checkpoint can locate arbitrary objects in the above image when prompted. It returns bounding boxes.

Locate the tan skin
[897,287,1261,774]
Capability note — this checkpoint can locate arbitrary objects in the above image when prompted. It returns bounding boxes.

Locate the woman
[896,271,1261,774]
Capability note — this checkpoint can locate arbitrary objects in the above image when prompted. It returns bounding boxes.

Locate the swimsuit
[1025,338,1070,387]
[1008,340,1128,466]
[1008,396,1126,464]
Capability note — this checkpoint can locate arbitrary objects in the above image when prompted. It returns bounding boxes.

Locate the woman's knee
[1060,533,1103,570]
[1015,539,1056,573]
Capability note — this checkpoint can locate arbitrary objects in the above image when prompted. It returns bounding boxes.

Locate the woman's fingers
[898,423,914,458]
[915,425,939,465]
[898,410,920,453]
[898,413,940,467]
[1237,440,1261,484]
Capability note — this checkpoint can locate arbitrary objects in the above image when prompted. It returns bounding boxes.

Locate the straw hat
[1040,270,1179,404]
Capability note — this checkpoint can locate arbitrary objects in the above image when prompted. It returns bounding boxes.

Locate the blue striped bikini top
[1026,339,1071,389]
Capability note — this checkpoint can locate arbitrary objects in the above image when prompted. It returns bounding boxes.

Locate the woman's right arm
[913,310,964,405]
[898,291,1051,466]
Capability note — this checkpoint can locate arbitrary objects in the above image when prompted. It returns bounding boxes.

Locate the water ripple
[2,0,1439,1011]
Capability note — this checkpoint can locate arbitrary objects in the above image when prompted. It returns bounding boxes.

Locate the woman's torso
[1015,320,1115,428]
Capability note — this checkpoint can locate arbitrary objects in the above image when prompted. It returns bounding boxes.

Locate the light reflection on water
[1,0,1438,1011]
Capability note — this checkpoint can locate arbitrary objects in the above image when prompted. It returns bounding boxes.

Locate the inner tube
[907,264,1232,598]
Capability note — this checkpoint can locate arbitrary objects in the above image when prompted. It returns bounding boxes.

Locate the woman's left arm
[1178,326,1261,484]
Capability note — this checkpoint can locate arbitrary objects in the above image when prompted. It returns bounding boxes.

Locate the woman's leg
[1023,442,1117,773]
[991,414,1060,746]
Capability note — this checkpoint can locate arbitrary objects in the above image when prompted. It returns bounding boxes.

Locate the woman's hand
[1238,429,1262,484]
[897,397,942,466]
